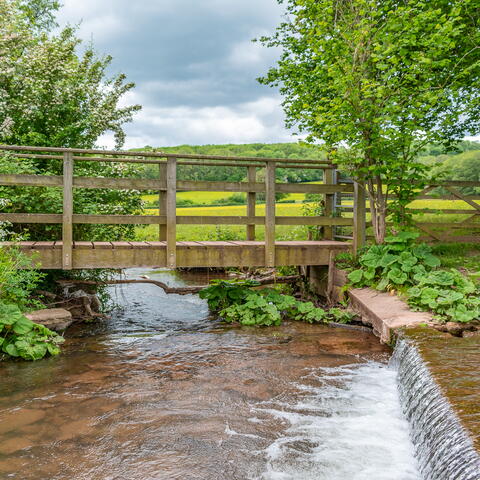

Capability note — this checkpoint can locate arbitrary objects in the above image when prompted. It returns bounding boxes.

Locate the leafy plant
[0,302,64,360]
[407,270,479,323]
[347,231,480,323]
[200,280,355,327]
[347,232,440,290]
[199,279,261,311]
[0,245,45,310]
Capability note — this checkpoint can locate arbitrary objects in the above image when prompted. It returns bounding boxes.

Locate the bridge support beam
[265,161,276,267]
[62,152,74,270]
[166,157,177,268]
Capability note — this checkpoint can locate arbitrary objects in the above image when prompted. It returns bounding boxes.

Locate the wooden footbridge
[0,145,367,270]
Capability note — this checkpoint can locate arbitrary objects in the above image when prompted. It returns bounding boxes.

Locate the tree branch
[56,275,302,296]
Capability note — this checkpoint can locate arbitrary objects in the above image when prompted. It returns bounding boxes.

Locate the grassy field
[141,181,323,206]
[134,198,479,242]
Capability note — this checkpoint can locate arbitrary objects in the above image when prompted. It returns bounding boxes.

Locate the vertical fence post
[166,157,177,268]
[62,152,74,270]
[265,161,276,267]
[247,166,256,241]
[159,163,167,241]
[353,181,366,255]
[323,168,335,240]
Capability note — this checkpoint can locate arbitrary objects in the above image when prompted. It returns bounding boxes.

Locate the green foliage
[348,232,480,323]
[407,270,479,323]
[200,280,355,327]
[259,0,480,242]
[0,0,142,243]
[0,246,45,310]
[347,232,440,289]
[199,279,261,312]
[0,302,64,360]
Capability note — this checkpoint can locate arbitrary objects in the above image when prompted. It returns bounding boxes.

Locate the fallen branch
[56,275,302,296]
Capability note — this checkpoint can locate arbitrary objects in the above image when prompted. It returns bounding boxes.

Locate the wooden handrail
[0,144,333,166]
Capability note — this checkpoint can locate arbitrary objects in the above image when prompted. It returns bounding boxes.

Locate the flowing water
[0,268,446,479]
[393,339,480,480]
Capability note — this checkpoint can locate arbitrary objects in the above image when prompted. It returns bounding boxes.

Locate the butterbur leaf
[364,268,376,280]
[380,254,399,268]
[348,269,363,284]
[387,268,408,285]
[423,254,441,268]
[376,278,389,291]
[12,317,35,335]
[4,343,19,357]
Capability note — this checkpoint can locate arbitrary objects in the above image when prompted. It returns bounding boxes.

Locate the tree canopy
[0,0,143,241]
[259,0,480,242]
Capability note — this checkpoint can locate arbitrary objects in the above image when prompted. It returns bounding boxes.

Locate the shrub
[0,302,64,361]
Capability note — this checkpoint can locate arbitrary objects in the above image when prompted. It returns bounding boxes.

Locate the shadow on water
[0,269,421,480]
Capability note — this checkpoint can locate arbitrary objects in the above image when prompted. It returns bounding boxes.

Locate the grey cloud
[58,0,294,147]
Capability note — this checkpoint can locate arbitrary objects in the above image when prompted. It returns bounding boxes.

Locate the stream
[0,269,422,479]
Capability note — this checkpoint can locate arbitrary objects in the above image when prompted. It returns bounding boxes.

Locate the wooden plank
[444,186,480,212]
[62,153,74,270]
[247,165,256,241]
[73,176,164,190]
[265,161,276,267]
[8,241,351,269]
[0,213,354,226]
[0,213,62,224]
[353,181,366,255]
[323,169,335,240]
[159,163,167,241]
[0,144,333,165]
[0,174,62,187]
[276,183,354,194]
[166,157,177,268]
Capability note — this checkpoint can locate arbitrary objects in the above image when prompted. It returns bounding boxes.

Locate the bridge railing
[0,145,365,269]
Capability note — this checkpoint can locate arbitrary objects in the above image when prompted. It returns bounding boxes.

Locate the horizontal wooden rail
[10,153,332,170]
[0,213,353,227]
[0,174,354,194]
[0,144,332,166]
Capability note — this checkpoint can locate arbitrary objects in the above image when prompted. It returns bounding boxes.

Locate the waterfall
[392,339,480,480]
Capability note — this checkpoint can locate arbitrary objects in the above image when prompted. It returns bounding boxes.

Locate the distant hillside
[131,141,480,184]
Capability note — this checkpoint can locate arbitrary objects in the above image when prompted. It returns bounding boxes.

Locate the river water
[0,269,421,479]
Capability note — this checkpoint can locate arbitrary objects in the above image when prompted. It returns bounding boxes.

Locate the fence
[0,145,366,269]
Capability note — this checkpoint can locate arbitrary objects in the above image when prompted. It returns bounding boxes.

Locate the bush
[199,279,355,327]
[347,231,480,323]
[0,302,64,361]
[0,246,45,311]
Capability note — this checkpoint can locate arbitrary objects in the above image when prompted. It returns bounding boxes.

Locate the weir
[392,339,480,480]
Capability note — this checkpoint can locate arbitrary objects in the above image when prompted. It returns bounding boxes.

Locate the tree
[0,0,143,241]
[259,0,480,243]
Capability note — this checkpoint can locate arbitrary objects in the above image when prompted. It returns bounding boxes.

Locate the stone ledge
[25,308,73,332]
[349,288,432,344]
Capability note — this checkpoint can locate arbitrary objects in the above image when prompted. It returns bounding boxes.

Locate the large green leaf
[12,317,35,335]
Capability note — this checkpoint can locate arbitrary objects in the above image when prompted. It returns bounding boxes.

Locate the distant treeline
[132,143,328,183]
[131,141,480,187]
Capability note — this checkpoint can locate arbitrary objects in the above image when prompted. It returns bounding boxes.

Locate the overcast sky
[57,0,295,149]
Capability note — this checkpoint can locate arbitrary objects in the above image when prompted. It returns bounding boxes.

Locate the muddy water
[0,269,420,480]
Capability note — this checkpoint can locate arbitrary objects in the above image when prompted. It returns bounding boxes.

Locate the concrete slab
[349,288,432,344]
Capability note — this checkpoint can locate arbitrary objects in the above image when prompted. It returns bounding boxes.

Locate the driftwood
[56,275,302,296]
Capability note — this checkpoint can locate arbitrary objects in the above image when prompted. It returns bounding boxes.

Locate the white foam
[256,363,421,480]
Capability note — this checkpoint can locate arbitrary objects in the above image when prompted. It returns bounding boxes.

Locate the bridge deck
[4,240,350,269]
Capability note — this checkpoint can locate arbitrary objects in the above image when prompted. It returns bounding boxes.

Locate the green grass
[141,181,323,207]
[431,243,480,285]
[134,198,479,242]
[136,203,312,241]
